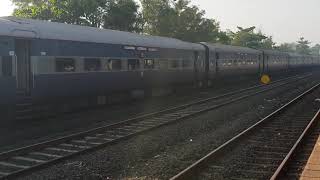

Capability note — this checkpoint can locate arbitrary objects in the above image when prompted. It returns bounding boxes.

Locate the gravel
[198,87,320,179]
[0,72,300,153]
[14,71,320,180]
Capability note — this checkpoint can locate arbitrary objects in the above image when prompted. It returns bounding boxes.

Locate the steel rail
[170,82,320,180]
[270,109,320,180]
[1,74,307,158]
[0,74,311,179]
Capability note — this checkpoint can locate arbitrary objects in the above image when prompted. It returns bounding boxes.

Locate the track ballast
[170,82,320,180]
[0,74,312,179]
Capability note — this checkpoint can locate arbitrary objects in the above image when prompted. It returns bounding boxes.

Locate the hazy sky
[1,0,319,45]
[191,0,320,45]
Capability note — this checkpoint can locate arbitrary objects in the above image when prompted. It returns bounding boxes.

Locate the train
[0,16,319,120]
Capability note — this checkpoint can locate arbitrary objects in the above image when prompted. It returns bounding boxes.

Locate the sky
[0,0,14,17]
[191,0,320,45]
[0,0,319,45]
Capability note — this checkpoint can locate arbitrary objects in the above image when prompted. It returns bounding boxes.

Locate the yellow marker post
[261,74,271,84]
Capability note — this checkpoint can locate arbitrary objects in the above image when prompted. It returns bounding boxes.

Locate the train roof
[262,49,289,56]
[287,52,305,57]
[201,43,261,54]
[0,16,203,51]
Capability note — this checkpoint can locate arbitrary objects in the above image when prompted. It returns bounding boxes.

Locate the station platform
[299,134,320,179]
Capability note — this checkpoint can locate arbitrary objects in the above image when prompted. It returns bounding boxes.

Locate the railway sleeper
[102,130,127,136]
[233,163,278,173]
[0,162,23,172]
[133,122,159,128]
[121,126,148,131]
[263,125,306,129]
[0,159,33,169]
[244,157,283,164]
[229,169,271,179]
[25,153,53,162]
[283,172,303,179]
[248,137,297,142]
[252,146,292,153]
[60,143,91,150]
[0,161,29,172]
[247,139,294,146]
[30,152,63,159]
[200,165,226,179]
[262,131,304,136]
[45,147,78,154]
[149,117,171,123]
[142,119,164,124]
[252,151,286,159]
[71,140,103,146]
[104,134,125,139]
[260,128,305,133]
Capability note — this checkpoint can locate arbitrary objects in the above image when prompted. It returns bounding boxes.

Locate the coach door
[15,40,31,94]
[194,51,200,85]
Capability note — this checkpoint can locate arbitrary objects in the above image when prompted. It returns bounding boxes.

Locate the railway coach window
[56,58,76,72]
[128,59,140,70]
[105,59,122,71]
[182,59,193,69]
[0,57,1,75]
[169,59,181,69]
[159,59,168,69]
[84,58,101,71]
[2,56,12,76]
[144,59,154,69]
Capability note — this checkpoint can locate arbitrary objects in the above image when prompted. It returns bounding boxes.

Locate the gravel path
[14,72,320,180]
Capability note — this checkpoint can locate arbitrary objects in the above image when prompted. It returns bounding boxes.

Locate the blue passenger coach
[0,36,15,109]
[0,17,205,116]
[0,16,319,120]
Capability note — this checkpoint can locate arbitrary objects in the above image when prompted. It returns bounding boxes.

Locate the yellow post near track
[261,74,271,84]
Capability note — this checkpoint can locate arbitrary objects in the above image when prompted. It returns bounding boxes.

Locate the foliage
[140,0,172,35]
[261,36,276,49]
[12,0,141,31]
[310,44,320,55]
[274,43,297,53]
[12,0,107,27]
[103,0,143,32]
[229,26,275,49]
[296,37,311,55]
[140,0,226,43]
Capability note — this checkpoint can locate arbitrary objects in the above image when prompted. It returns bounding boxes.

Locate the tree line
[11,0,320,55]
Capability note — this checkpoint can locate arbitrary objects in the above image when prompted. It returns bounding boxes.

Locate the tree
[260,36,275,49]
[140,0,225,43]
[103,0,143,32]
[296,37,311,55]
[140,0,173,35]
[275,43,297,53]
[229,26,274,49]
[310,44,320,55]
[217,31,231,45]
[12,0,141,31]
[12,0,108,27]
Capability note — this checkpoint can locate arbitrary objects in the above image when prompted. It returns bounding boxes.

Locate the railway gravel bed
[0,72,308,178]
[274,112,320,179]
[171,83,320,180]
[0,72,302,153]
[14,73,320,179]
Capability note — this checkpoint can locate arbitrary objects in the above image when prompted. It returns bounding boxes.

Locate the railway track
[170,82,320,180]
[0,74,312,179]
[271,110,320,179]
